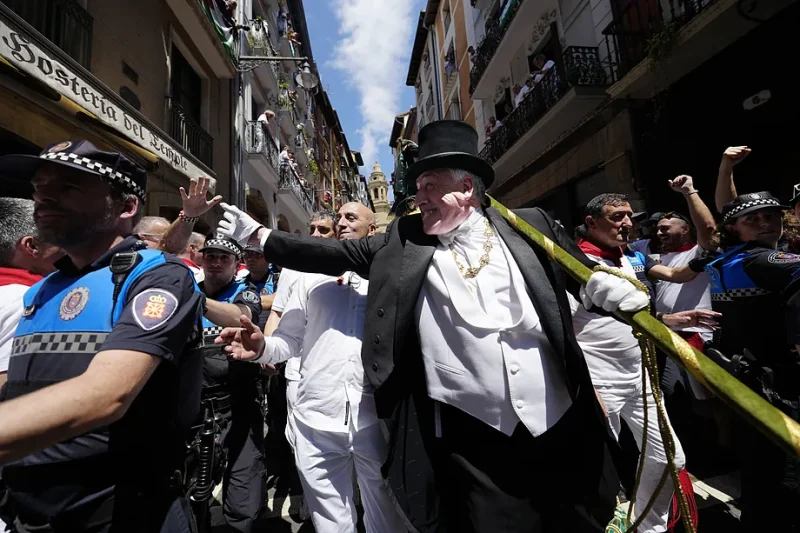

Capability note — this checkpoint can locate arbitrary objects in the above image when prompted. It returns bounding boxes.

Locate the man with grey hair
[177,231,206,280]
[216,120,649,533]
[133,216,170,249]
[0,198,62,388]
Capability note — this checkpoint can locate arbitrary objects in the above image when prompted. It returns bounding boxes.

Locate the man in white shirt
[653,176,717,404]
[215,121,651,533]
[572,193,717,533]
[223,203,407,533]
[0,198,61,388]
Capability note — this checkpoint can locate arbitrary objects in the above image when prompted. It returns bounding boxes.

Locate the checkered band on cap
[204,238,242,258]
[722,198,782,223]
[40,152,146,200]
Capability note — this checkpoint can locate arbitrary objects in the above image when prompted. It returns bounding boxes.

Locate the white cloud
[329,1,417,167]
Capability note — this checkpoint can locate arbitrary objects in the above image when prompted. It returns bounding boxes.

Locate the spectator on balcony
[531,53,556,84]
[257,109,277,151]
[277,11,288,37]
[485,116,502,135]
[468,46,477,63]
[513,83,530,108]
[444,51,456,79]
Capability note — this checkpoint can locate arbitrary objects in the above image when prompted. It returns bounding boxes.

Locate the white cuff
[259,227,273,249]
[253,342,269,364]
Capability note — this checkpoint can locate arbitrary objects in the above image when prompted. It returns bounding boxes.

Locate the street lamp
[295,61,319,90]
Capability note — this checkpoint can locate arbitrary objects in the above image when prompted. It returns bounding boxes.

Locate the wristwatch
[656,311,665,322]
[179,210,199,223]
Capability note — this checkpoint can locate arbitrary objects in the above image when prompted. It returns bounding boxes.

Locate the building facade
[462,0,798,232]
[236,0,366,233]
[0,0,236,234]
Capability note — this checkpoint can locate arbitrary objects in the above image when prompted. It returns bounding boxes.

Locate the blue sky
[303,0,427,201]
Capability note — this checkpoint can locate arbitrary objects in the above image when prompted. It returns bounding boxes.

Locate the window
[444,42,457,79]
[443,3,452,33]
[447,98,462,120]
[170,45,202,124]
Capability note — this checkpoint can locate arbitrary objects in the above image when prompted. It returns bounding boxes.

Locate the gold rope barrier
[489,196,800,458]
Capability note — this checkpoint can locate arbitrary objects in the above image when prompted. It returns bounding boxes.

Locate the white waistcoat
[416,211,572,437]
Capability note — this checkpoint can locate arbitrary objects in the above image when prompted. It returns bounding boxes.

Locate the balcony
[244,120,280,186]
[165,0,235,78]
[2,0,92,67]
[480,46,609,185]
[167,97,213,168]
[279,165,315,218]
[470,0,559,99]
[602,0,793,99]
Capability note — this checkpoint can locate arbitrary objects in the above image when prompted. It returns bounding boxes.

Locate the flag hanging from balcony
[199,0,235,59]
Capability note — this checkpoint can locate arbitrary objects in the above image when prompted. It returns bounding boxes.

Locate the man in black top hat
[216,120,650,533]
[0,140,204,532]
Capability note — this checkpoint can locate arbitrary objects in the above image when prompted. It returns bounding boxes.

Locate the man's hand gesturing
[668,174,696,195]
[180,176,223,218]
[214,316,266,362]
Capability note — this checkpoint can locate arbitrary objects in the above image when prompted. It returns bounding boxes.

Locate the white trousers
[293,417,408,533]
[285,379,299,452]
[597,373,686,533]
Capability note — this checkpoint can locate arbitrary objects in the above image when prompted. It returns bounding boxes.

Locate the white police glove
[580,271,649,313]
[217,202,263,245]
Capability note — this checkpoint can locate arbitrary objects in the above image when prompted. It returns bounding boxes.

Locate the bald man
[219,201,408,532]
[133,216,170,249]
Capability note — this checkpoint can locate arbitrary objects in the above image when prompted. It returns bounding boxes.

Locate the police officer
[238,244,275,329]
[702,191,800,532]
[197,237,265,533]
[0,140,204,532]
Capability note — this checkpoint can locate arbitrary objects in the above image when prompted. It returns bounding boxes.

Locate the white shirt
[514,85,529,107]
[0,284,28,373]
[257,272,377,433]
[655,244,713,341]
[416,208,572,437]
[271,268,302,381]
[569,253,642,386]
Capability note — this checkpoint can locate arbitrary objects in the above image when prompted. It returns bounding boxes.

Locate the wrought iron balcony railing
[279,165,315,215]
[602,0,716,82]
[469,0,525,94]
[167,97,214,168]
[479,46,608,165]
[244,121,280,171]
[3,0,92,67]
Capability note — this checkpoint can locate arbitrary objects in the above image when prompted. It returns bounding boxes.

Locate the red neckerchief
[182,258,201,270]
[666,242,696,254]
[578,238,623,267]
[0,267,42,287]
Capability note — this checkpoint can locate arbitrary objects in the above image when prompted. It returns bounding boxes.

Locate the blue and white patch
[59,287,89,321]
[132,289,179,331]
[241,291,260,304]
[768,252,800,264]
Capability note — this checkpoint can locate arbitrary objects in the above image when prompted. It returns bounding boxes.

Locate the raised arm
[715,146,750,213]
[158,177,222,255]
[668,175,716,249]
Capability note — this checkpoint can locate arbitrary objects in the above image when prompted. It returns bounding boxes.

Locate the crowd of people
[0,120,797,533]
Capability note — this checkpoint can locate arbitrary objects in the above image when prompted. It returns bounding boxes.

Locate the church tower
[367,161,394,233]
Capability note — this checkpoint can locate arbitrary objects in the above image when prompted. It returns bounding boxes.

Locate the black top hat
[200,237,243,259]
[0,140,147,202]
[721,191,788,223]
[403,120,495,188]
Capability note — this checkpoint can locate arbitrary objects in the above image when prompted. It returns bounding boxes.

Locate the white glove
[217,202,263,245]
[580,271,649,313]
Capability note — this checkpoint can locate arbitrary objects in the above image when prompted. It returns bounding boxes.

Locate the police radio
[109,251,141,319]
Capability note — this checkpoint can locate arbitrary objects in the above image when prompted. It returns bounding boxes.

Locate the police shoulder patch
[260,287,269,296]
[768,251,800,264]
[133,289,179,331]
[241,290,260,304]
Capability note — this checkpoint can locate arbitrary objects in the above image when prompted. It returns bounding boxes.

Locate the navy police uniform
[0,140,205,533]
[198,238,265,533]
[702,192,800,532]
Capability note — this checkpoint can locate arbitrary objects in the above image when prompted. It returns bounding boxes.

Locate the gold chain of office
[451,218,494,279]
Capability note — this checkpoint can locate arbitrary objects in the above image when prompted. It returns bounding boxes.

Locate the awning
[0,5,217,190]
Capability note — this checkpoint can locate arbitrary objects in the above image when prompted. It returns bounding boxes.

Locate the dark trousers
[735,408,800,532]
[432,398,617,533]
[221,396,266,533]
